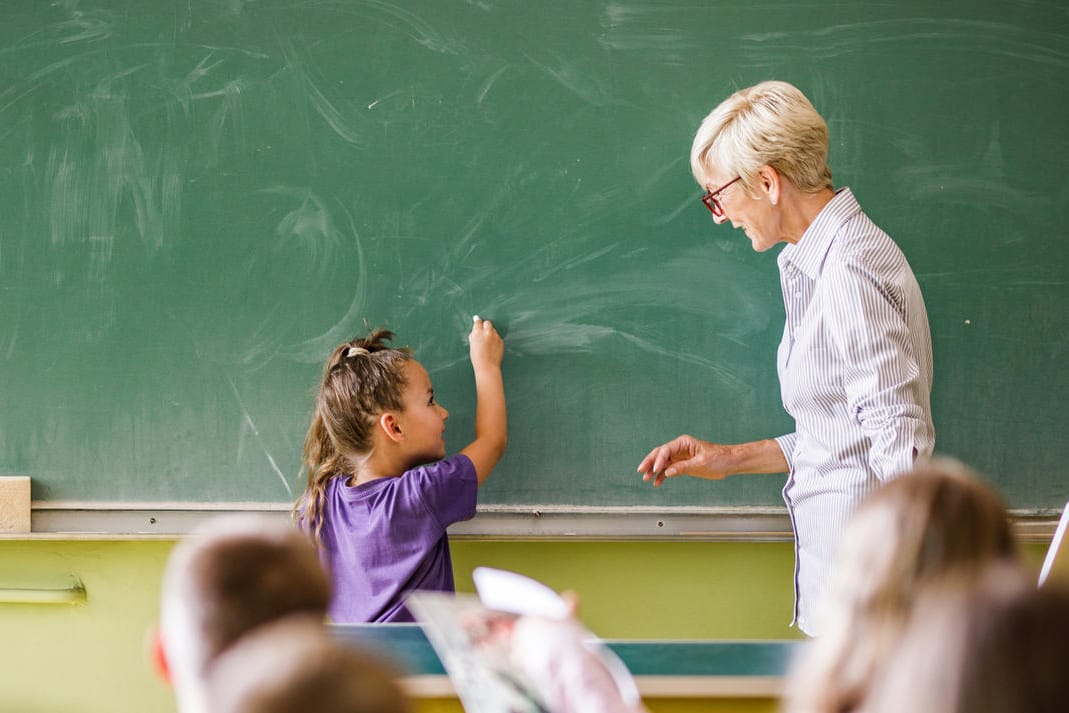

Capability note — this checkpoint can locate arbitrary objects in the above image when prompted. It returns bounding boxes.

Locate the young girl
[295,317,506,623]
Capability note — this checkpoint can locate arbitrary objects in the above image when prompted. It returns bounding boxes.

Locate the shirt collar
[778,187,860,279]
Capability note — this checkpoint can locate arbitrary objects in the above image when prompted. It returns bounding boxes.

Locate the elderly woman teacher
[637,81,935,636]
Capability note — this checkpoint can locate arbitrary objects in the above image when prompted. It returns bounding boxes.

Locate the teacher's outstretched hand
[638,436,788,487]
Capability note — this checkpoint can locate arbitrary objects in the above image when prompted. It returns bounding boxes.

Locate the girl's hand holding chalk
[469,315,504,371]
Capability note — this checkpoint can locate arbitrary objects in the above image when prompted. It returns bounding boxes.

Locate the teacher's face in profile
[702,168,783,253]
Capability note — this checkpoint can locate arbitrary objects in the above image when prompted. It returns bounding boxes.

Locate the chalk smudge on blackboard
[531,243,618,283]
[360,0,464,56]
[598,3,695,53]
[41,82,177,257]
[521,50,610,106]
[477,65,510,106]
[281,207,369,363]
[650,192,695,227]
[262,187,345,273]
[640,155,686,194]
[4,307,19,361]
[228,376,293,496]
[282,43,365,148]
[413,238,772,394]
[184,54,228,88]
[500,314,749,393]
[504,316,616,353]
[739,20,1069,71]
[53,8,115,45]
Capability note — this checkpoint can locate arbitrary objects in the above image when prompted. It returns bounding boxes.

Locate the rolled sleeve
[775,432,798,471]
[826,260,932,482]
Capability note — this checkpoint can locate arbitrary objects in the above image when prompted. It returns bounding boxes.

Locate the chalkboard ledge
[11,503,1063,541]
[23,502,795,540]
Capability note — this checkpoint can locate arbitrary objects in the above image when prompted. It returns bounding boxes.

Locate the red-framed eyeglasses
[700,176,742,219]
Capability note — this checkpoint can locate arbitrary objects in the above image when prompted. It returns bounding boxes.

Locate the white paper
[472,566,570,619]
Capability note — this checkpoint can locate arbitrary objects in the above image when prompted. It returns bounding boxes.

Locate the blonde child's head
[828,458,1017,623]
[863,563,1069,713]
[783,458,1020,713]
[297,328,413,536]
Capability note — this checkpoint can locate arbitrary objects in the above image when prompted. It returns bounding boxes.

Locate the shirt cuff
[774,433,797,470]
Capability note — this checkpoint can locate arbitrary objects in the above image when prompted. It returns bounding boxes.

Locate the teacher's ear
[756,165,782,206]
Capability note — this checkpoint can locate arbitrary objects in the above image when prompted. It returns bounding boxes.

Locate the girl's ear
[378,412,405,444]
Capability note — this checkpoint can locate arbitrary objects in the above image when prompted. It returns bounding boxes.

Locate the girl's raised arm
[460,316,507,485]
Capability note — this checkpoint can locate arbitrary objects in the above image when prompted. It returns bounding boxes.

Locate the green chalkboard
[1,1,1067,510]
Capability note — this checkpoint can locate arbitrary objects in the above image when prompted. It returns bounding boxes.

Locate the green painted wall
[451,541,801,639]
[0,540,174,713]
[0,538,798,713]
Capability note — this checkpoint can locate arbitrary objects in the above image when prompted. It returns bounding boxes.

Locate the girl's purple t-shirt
[318,454,478,623]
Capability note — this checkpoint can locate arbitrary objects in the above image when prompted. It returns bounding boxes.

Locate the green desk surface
[332,623,802,682]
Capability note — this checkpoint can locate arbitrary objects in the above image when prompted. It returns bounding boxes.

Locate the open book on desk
[405,567,643,713]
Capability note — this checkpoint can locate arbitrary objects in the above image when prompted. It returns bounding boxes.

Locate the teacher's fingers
[638,436,691,477]
[638,448,676,486]
[637,446,662,475]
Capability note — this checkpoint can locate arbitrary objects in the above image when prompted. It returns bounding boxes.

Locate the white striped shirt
[773,188,934,635]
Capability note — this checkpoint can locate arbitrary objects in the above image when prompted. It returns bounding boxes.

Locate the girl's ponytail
[293,328,412,541]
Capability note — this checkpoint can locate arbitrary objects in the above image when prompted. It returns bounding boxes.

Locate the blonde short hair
[690,80,833,192]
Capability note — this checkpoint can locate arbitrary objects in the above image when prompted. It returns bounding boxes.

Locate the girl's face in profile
[397,359,449,466]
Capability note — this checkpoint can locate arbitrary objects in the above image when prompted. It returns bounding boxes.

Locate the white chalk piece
[472,314,481,322]
[0,476,31,534]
